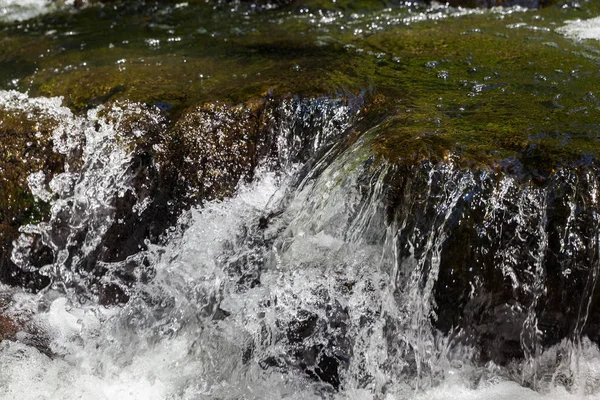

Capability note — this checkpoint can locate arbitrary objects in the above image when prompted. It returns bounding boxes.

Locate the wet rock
[13,0,598,174]
[160,101,267,205]
[1,0,600,385]
[0,102,66,291]
[0,294,16,342]
[0,291,53,356]
[382,161,600,368]
[282,303,350,389]
[0,314,16,342]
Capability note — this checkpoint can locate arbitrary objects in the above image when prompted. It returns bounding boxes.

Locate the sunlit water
[558,17,600,41]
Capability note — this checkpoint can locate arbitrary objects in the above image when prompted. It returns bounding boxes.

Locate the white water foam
[558,17,600,41]
[0,172,293,400]
[0,0,77,22]
[416,382,600,400]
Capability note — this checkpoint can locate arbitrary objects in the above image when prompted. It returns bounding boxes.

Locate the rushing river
[1,1,600,399]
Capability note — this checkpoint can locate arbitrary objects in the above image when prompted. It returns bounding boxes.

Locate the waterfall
[1,91,600,399]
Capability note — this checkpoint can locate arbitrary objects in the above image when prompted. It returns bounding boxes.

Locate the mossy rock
[0,0,596,174]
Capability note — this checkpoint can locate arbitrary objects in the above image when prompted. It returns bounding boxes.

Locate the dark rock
[0,104,65,292]
[284,307,348,389]
[0,306,16,342]
[0,291,52,356]
[382,161,600,369]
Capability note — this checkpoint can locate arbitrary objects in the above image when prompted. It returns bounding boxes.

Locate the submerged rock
[379,161,600,366]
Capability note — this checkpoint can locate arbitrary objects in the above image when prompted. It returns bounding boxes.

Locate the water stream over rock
[1,0,600,399]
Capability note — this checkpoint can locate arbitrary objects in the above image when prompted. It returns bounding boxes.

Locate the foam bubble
[558,17,600,41]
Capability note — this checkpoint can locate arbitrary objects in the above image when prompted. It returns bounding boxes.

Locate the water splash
[7,95,165,302]
[2,92,600,399]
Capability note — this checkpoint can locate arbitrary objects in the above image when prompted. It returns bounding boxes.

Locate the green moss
[351,6,600,171]
[1,0,599,174]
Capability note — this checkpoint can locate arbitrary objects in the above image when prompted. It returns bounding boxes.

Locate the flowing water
[0,89,599,399]
[2,1,600,399]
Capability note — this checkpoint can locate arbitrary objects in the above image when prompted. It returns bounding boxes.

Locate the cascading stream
[1,91,600,400]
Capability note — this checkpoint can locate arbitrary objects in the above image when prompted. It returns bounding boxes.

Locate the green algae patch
[0,2,361,111]
[28,33,356,113]
[0,0,599,175]
[352,6,600,172]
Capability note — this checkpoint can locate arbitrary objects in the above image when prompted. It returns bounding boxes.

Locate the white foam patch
[558,17,600,41]
[0,341,168,400]
[416,381,600,400]
[0,0,75,22]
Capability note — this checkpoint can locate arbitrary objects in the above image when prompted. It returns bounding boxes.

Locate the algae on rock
[1,0,598,171]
